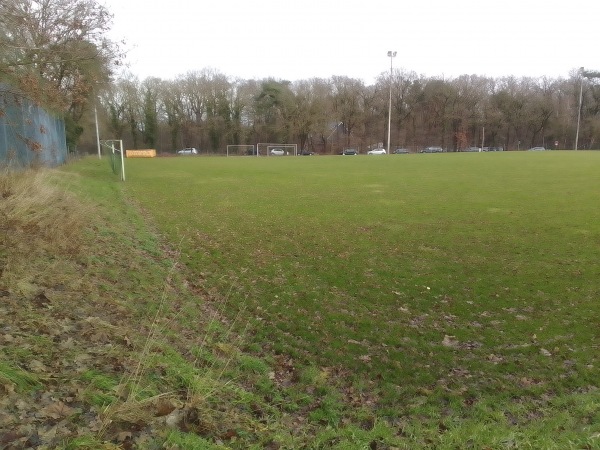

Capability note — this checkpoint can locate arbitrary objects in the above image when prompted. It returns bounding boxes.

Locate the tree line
[1,1,598,154]
[92,69,600,154]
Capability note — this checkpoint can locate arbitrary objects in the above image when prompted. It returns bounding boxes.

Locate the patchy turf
[2,152,600,449]
[120,151,600,448]
[0,165,403,448]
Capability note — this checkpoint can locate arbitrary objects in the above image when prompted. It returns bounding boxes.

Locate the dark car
[342,148,358,155]
[393,148,410,154]
[421,146,443,153]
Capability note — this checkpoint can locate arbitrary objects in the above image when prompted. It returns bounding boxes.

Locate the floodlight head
[387,51,397,57]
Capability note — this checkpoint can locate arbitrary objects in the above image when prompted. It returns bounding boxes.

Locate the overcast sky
[103,0,596,84]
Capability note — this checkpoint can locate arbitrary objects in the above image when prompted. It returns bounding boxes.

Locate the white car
[177,147,198,155]
[270,148,285,156]
[367,148,387,155]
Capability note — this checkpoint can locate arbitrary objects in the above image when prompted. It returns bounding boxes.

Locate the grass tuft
[0,361,42,392]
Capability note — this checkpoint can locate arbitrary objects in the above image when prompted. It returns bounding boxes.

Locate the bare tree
[81,63,600,154]
[0,0,120,145]
[160,80,185,152]
[331,76,365,150]
[288,78,332,152]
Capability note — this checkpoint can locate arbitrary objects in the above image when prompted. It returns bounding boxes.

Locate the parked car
[367,148,386,155]
[342,148,358,155]
[421,146,443,153]
[270,148,285,156]
[177,147,198,155]
[528,146,546,151]
[300,150,314,156]
[463,147,481,152]
[393,148,410,154]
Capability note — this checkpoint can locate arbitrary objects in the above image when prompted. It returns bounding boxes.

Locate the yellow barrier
[125,149,156,158]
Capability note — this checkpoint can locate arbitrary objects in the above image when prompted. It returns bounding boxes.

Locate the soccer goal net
[257,143,298,156]
[100,139,125,181]
[226,144,256,157]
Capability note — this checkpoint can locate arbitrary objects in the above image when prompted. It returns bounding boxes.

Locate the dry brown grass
[0,165,266,448]
[0,169,87,252]
[0,169,89,293]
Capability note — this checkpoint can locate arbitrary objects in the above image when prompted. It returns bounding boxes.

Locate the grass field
[113,151,600,447]
[4,152,598,448]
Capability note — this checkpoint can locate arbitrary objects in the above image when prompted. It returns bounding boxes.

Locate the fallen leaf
[487,354,503,364]
[1,383,15,396]
[155,398,176,416]
[31,292,50,308]
[59,337,75,349]
[15,399,29,410]
[39,401,74,419]
[116,431,132,442]
[29,359,47,372]
[0,431,24,447]
[165,409,183,428]
[442,335,459,348]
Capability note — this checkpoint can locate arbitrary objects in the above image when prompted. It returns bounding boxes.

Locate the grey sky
[104,0,596,82]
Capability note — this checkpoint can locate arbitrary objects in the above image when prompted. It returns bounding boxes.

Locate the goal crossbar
[226,144,255,157]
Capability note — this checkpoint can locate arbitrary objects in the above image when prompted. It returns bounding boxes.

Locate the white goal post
[100,139,125,181]
[226,144,255,157]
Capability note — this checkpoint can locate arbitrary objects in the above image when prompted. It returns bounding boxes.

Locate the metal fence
[0,83,67,168]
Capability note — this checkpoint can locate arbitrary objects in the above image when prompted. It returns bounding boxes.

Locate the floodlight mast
[387,51,397,154]
[575,67,584,151]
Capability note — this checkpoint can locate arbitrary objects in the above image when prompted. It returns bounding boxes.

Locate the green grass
[67,152,600,447]
[0,361,42,392]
